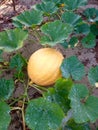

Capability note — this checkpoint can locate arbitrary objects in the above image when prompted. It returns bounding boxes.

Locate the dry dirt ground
[0,0,98,130]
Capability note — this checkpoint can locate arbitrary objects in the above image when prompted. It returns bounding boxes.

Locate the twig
[12,0,16,11]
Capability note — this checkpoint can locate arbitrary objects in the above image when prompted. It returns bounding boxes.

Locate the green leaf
[83,8,98,22]
[12,9,43,27]
[42,0,60,4]
[64,0,87,10]
[25,98,65,130]
[75,23,90,35]
[60,40,69,48]
[62,11,82,26]
[88,66,98,86]
[14,71,25,80]
[36,1,58,15]
[81,33,96,48]
[0,102,11,130]
[40,20,73,46]
[0,50,3,62]
[65,119,91,130]
[69,37,79,48]
[69,84,98,123]
[0,78,14,101]
[12,20,23,28]
[59,0,66,4]
[60,37,79,49]
[90,22,98,36]
[9,53,26,80]
[9,53,26,72]
[61,56,85,80]
[44,78,73,113]
[0,28,28,52]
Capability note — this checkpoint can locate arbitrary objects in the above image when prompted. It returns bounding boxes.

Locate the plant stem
[36,28,42,38]
[22,98,26,130]
[30,84,43,94]
[10,80,30,130]
[62,109,73,128]
[33,84,47,91]
[11,102,26,130]
[9,95,25,106]
[11,107,22,111]
[0,63,9,70]
[24,79,30,102]
[56,13,61,20]
[32,29,40,42]
[89,86,95,94]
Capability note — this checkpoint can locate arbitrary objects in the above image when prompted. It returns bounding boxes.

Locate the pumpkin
[27,48,64,86]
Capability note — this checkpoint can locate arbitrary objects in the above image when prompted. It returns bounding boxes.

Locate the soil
[0,0,98,130]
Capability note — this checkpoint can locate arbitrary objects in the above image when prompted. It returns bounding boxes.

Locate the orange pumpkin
[27,48,64,86]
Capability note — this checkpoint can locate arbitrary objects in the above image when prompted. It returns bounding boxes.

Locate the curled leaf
[40,20,73,46]
[62,11,82,26]
[64,0,88,10]
[12,9,43,27]
[36,1,58,15]
[0,28,28,52]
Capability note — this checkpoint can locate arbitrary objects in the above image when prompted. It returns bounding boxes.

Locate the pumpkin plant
[0,0,98,130]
